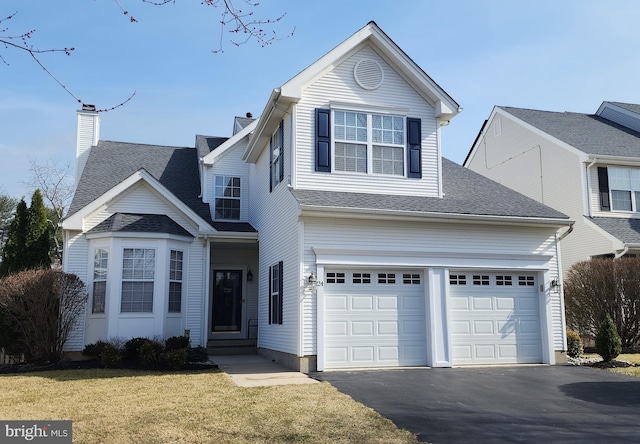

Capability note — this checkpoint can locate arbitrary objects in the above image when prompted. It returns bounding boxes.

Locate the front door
[211,270,245,338]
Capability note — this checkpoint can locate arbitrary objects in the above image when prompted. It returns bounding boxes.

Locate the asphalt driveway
[312,365,640,443]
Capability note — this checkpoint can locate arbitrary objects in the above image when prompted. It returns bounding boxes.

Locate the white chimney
[75,104,100,187]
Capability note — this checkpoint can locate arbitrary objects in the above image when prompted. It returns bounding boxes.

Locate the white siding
[64,231,89,351]
[204,140,251,222]
[303,218,564,354]
[185,238,206,346]
[249,114,302,355]
[294,45,440,197]
[84,182,199,236]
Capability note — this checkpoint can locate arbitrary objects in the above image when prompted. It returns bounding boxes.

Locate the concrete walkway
[209,354,319,387]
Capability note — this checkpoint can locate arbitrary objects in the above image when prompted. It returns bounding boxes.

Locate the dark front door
[212,270,244,336]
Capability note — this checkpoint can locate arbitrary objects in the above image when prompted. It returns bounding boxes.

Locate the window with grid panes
[214,176,241,220]
[92,249,108,313]
[121,248,155,312]
[168,250,183,313]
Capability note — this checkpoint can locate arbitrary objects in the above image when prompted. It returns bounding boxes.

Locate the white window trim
[214,175,241,221]
[121,247,156,313]
[168,249,184,314]
[92,248,109,315]
[331,108,407,177]
[608,166,640,213]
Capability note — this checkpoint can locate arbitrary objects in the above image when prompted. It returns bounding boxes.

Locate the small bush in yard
[82,340,109,357]
[187,345,209,363]
[596,314,622,362]
[139,340,164,367]
[122,337,152,360]
[566,329,583,358]
[165,335,189,351]
[100,344,122,368]
[165,348,188,369]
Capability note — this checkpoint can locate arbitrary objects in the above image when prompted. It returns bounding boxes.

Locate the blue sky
[2,0,640,200]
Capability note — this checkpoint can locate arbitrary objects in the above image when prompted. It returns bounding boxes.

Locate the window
[377,273,396,284]
[333,110,405,176]
[269,261,283,324]
[326,272,345,284]
[403,273,421,284]
[353,272,371,284]
[450,274,467,285]
[121,248,155,313]
[608,167,640,212]
[214,176,241,220]
[496,275,513,286]
[270,121,284,191]
[473,275,490,286]
[518,276,535,286]
[92,249,108,313]
[168,250,183,313]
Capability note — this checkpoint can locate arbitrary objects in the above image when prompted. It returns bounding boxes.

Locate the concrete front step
[207,339,257,356]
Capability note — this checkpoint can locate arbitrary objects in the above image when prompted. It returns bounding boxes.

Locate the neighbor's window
[608,166,640,212]
[121,248,155,313]
[333,110,405,176]
[92,248,108,313]
[215,176,241,220]
[270,122,284,190]
[168,250,183,313]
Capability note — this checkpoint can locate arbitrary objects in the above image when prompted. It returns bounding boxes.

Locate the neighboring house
[465,102,640,277]
[62,22,571,371]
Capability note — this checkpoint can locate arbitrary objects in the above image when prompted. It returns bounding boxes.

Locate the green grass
[0,368,419,443]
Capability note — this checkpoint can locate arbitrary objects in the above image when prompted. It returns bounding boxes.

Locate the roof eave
[298,205,572,228]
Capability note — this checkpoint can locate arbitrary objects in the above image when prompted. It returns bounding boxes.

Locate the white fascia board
[85,231,194,242]
[312,247,553,269]
[243,89,295,163]
[495,107,590,160]
[62,169,216,234]
[299,205,573,229]
[203,119,258,165]
[205,231,258,241]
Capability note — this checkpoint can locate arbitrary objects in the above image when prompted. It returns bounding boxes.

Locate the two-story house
[465,102,640,276]
[62,22,571,371]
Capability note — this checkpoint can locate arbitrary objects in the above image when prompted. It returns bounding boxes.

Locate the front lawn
[0,368,418,443]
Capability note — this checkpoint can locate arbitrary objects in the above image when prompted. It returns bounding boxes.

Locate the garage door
[449,271,543,365]
[324,270,427,369]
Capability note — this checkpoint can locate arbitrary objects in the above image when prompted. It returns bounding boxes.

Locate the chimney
[75,104,100,187]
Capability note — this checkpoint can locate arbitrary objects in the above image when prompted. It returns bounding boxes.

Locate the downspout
[615,245,629,259]
[585,157,598,217]
[558,223,574,241]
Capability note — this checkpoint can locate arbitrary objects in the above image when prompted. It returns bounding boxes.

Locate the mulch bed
[0,358,218,375]
[589,360,638,369]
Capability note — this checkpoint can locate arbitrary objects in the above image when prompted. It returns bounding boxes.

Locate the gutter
[298,204,573,228]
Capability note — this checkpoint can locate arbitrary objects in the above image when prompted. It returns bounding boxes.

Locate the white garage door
[449,271,543,365]
[324,270,427,369]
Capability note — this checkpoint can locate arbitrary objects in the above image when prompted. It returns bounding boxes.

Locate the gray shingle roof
[291,158,569,220]
[500,106,640,157]
[590,217,640,244]
[68,140,212,223]
[195,135,228,159]
[86,213,193,237]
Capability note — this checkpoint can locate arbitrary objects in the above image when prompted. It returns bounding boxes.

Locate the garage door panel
[450,271,543,365]
[324,270,426,369]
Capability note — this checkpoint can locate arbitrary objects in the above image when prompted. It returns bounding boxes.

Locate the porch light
[247,269,253,281]
[306,272,323,288]
[551,279,560,290]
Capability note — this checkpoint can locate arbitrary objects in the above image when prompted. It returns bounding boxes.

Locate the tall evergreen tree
[25,189,50,269]
[1,199,28,276]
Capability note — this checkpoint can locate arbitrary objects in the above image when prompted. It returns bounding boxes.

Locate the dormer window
[215,176,241,220]
[315,108,422,178]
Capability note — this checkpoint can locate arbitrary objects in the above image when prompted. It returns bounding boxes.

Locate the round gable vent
[354,59,384,90]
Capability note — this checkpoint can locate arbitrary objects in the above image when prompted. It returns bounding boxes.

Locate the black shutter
[407,117,422,178]
[315,108,331,172]
[279,121,284,182]
[268,265,272,324]
[278,260,284,324]
[598,167,610,211]
[269,136,274,193]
